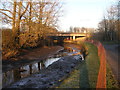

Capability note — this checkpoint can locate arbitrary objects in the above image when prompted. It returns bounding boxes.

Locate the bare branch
[20,2,30,19]
[0,11,13,19]
[0,9,13,14]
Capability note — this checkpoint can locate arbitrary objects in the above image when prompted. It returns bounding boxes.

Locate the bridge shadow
[79,60,90,88]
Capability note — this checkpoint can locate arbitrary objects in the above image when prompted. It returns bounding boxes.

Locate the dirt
[2,46,64,72]
[6,55,82,88]
[2,44,83,89]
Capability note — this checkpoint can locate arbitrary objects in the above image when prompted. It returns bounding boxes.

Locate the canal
[2,44,84,88]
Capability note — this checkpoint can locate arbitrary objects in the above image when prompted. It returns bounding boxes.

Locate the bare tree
[0,0,30,46]
[98,1,120,41]
[1,0,63,48]
[117,1,120,40]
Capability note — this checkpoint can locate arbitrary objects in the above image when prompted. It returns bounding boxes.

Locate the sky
[58,0,117,32]
[0,0,117,30]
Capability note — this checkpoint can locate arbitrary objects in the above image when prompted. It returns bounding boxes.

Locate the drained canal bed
[2,57,60,87]
[2,46,84,88]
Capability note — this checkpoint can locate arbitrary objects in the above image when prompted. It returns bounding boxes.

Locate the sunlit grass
[58,67,80,88]
[58,42,119,88]
[58,42,100,88]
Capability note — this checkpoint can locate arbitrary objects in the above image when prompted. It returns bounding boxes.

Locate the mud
[4,55,82,88]
[2,46,63,72]
[2,44,84,89]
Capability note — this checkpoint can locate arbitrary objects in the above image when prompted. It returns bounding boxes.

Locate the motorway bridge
[49,32,90,41]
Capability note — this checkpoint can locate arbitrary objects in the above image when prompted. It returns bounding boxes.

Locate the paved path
[104,44,120,84]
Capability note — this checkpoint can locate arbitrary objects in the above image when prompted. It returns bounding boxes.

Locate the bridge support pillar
[70,37,72,40]
[73,36,75,40]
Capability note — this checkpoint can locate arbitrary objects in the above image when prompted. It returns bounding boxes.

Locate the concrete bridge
[49,32,90,41]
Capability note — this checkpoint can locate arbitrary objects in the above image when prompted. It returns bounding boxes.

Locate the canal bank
[2,46,64,72]
[58,41,119,89]
[2,42,120,89]
[2,44,84,88]
[4,55,82,88]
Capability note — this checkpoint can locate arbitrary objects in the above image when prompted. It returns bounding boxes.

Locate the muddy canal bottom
[2,47,83,88]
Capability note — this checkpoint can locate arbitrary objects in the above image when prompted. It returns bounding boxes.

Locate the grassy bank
[57,64,80,88]
[79,42,100,88]
[58,42,119,88]
[58,42,100,88]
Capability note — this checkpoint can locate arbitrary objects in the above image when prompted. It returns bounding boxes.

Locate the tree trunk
[12,1,16,38]
[29,2,32,32]
[15,1,22,45]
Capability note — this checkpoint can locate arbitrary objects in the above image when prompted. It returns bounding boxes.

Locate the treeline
[68,26,95,33]
[0,0,63,59]
[92,1,120,41]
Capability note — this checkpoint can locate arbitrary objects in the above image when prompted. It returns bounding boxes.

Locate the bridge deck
[49,33,89,37]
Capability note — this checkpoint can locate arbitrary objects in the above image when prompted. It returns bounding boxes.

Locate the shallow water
[2,56,61,87]
[2,46,83,88]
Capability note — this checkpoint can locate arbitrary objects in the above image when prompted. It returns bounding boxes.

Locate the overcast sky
[58,0,117,31]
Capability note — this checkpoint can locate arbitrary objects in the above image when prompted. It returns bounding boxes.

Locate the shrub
[2,29,19,59]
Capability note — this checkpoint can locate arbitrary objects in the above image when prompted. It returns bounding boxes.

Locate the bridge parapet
[49,33,90,41]
[49,33,89,36]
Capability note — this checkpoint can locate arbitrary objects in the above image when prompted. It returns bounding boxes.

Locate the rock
[71,64,75,68]
[49,82,54,86]
[65,70,70,73]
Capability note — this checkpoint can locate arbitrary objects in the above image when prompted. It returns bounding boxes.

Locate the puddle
[44,58,60,67]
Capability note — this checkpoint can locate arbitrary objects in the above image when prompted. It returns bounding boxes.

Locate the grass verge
[58,42,100,88]
[80,42,100,88]
[58,42,119,88]
[57,63,80,88]
[106,63,119,88]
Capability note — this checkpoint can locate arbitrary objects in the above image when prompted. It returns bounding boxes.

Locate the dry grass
[57,64,80,88]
